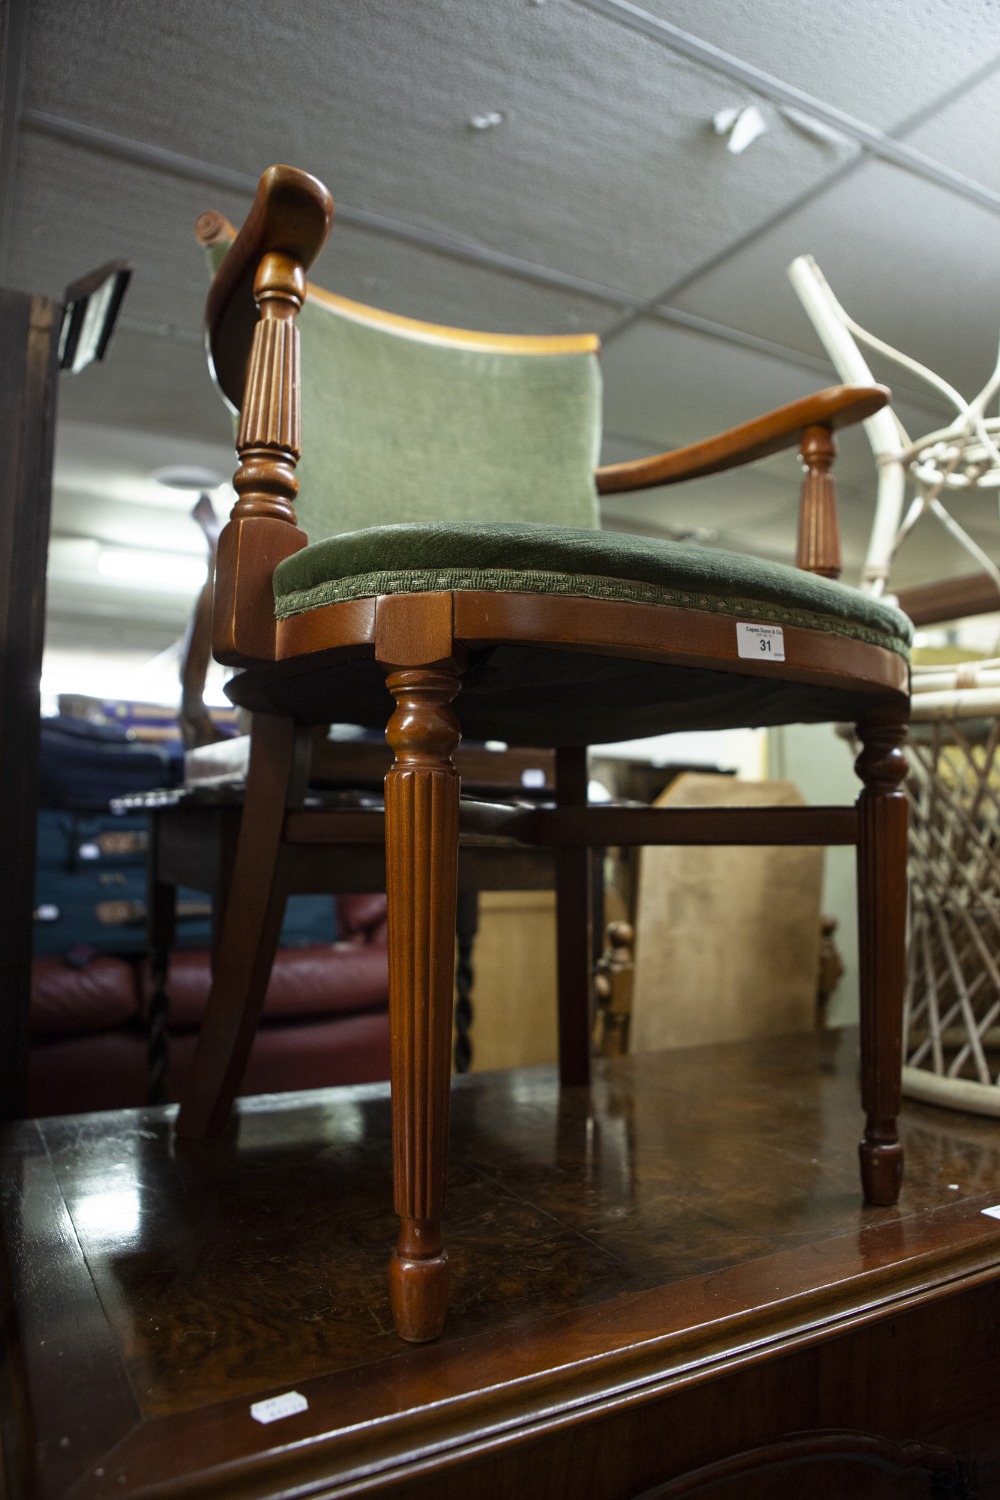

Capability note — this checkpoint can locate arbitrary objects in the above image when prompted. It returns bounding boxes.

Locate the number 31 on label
[736,623,785,662]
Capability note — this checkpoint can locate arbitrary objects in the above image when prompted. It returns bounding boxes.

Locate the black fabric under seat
[227,641,899,748]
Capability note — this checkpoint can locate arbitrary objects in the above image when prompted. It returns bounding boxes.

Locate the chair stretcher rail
[283,803,860,848]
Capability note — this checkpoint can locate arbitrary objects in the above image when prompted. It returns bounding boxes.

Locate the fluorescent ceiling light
[97,547,206,589]
[150,465,228,492]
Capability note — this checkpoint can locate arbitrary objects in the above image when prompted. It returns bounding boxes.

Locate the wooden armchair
[178,165,911,1343]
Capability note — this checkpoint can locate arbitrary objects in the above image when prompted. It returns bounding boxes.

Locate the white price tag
[737,622,785,662]
[250,1390,309,1425]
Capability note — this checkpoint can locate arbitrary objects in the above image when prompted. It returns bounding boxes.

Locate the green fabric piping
[275,565,910,656]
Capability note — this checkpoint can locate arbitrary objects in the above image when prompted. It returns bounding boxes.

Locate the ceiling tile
[6,133,251,328]
[308,225,622,335]
[633,0,1000,131]
[668,158,1000,403]
[903,65,1000,193]
[601,315,834,446]
[55,325,231,445]
[19,0,857,300]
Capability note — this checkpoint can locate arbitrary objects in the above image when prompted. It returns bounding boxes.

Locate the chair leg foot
[859,1124,904,1206]
[389,1218,451,1343]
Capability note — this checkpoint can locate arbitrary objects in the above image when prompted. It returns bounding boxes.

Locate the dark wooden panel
[896,569,1000,626]
[487,803,860,847]
[4,1030,1000,1496]
[0,290,60,1122]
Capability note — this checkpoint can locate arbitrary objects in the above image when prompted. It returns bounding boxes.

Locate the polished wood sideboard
[2,1028,999,1497]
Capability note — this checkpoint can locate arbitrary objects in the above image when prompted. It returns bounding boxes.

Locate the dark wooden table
[138,736,563,946]
[3,1029,1000,1498]
[127,740,562,1088]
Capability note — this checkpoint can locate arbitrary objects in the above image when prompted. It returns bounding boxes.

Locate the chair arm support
[594,384,890,494]
[201,168,333,661]
[194,210,238,249]
[200,165,334,414]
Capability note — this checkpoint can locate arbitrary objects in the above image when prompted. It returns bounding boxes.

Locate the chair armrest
[198,167,332,665]
[594,384,890,494]
[194,210,238,249]
[199,165,334,413]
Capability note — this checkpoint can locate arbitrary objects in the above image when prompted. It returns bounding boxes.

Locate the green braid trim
[275,566,910,657]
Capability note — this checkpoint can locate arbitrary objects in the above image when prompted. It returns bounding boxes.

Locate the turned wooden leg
[175,713,310,1138]
[146,818,176,1106]
[555,746,592,1087]
[384,665,461,1342]
[855,705,909,1205]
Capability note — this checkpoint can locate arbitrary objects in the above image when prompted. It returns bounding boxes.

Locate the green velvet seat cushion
[273,520,912,658]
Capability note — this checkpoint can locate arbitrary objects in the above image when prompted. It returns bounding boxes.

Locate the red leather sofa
[28,893,390,1116]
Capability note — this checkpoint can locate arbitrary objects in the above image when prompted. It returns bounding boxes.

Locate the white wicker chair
[790,254,1000,1115]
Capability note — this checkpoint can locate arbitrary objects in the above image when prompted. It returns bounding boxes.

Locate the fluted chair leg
[176,713,311,1138]
[384,665,462,1342]
[855,706,909,1205]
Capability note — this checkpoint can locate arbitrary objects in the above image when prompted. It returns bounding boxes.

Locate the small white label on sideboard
[737,623,785,662]
[251,1391,309,1425]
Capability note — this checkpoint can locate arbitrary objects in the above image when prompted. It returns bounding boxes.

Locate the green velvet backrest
[205,242,603,540]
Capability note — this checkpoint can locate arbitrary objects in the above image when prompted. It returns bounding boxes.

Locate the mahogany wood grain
[0,290,60,1121]
[457,803,860,847]
[6,1033,1000,1498]
[211,183,316,666]
[145,798,554,947]
[0,1125,140,1495]
[193,207,237,247]
[895,568,1000,625]
[231,260,302,527]
[203,165,333,412]
[796,423,842,580]
[213,515,307,664]
[594,384,889,494]
[307,738,554,794]
[555,747,592,1088]
[450,592,909,697]
[175,714,311,1138]
[383,664,463,1342]
[375,590,456,668]
[375,593,472,1355]
[274,594,377,664]
[855,706,909,1206]
[277,588,909,698]
[632,1431,963,1498]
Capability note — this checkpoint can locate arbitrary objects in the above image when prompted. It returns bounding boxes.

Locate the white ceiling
[3,0,1000,658]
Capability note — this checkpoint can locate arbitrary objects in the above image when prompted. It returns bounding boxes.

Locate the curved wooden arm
[594,384,890,494]
[200,167,329,665]
[193,210,238,248]
[200,164,334,412]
